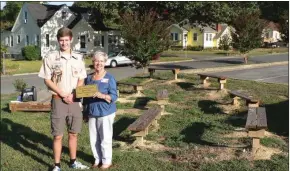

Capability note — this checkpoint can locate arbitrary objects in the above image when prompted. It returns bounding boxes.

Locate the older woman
[83,51,118,169]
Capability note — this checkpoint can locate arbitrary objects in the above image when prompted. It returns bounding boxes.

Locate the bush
[13,79,27,92]
[169,46,183,51]
[22,45,41,61]
[187,46,203,51]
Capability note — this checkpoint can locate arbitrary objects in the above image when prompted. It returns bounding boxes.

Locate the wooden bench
[117,82,143,96]
[156,89,169,115]
[229,90,260,107]
[127,106,162,145]
[197,73,227,90]
[246,107,267,154]
[148,67,180,80]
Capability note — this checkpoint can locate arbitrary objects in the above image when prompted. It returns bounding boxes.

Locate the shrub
[22,45,41,61]
[169,46,184,51]
[13,79,28,92]
[187,46,203,51]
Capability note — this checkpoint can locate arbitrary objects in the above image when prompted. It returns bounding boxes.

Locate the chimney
[216,23,222,32]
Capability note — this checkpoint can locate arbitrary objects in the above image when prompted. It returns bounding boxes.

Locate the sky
[0,1,74,10]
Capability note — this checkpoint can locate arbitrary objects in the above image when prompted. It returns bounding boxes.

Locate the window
[35,34,40,46]
[206,34,212,41]
[80,35,86,48]
[26,35,29,45]
[10,36,13,47]
[17,35,21,44]
[171,33,179,41]
[101,36,104,47]
[46,34,49,47]
[94,35,100,46]
[24,11,27,23]
[37,35,40,46]
[5,37,9,46]
[193,33,198,41]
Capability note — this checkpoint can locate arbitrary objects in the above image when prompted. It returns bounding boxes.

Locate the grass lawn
[164,47,289,57]
[1,72,288,170]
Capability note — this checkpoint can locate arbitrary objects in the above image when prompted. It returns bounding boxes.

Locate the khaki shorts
[51,99,83,136]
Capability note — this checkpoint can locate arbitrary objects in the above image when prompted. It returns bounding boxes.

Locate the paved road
[1,53,288,94]
[206,64,288,85]
[165,52,289,62]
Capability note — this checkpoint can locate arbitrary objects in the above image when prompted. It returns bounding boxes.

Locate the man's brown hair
[57,27,73,40]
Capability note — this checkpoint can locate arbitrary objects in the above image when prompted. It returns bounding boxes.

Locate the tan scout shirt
[38,51,87,95]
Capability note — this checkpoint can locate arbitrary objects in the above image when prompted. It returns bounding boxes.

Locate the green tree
[279,10,289,44]
[120,10,172,70]
[231,10,266,64]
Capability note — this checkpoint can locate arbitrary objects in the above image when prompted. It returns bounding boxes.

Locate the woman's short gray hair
[92,51,108,62]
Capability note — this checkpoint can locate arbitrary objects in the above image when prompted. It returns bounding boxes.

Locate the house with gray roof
[1,2,122,58]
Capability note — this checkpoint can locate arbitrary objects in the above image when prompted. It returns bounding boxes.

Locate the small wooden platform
[127,106,162,145]
[9,89,52,113]
[156,89,169,115]
[9,101,51,112]
[197,73,227,90]
[229,90,260,107]
[117,82,143,95]
[148,67,180,80]
[246,107,267,154]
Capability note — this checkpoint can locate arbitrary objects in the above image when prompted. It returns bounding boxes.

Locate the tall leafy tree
[120,10,172,70]
[278,10,289,43]
[258,1,289,22]
[231,10,266,64]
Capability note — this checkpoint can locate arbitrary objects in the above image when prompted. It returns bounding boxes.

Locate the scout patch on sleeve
[101,78,109,83]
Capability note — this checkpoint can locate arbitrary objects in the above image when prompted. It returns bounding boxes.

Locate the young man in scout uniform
[38,27,89,171]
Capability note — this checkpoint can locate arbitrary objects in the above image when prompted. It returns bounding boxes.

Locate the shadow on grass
[214,52,237,56]
[265,100,289,136]
[113,117,136,143]
[149,64,194,70]
[133,97,154,110]
[1,118,93,170]
[180,122,222,146]
[208,59,244,65]
[2,103,10,113]
[198,100,223,114]
[225,110,248,128]
[176,82,196,91]
[193,86,220,91]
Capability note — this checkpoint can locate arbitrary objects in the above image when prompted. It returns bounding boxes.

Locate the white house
[1,3,122,58]
[262,21,282,43]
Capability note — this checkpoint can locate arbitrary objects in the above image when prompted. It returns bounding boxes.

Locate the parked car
[106,51,134,67]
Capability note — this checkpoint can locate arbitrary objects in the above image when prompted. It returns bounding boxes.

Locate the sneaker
[52,166,61,171]
[70,161,89,170]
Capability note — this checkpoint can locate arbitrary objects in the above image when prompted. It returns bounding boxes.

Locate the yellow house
[169,21,232,49]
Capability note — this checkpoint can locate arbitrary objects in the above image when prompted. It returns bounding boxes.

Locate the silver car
[106,51,134,67]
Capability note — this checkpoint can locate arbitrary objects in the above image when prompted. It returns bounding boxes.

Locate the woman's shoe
[91,163,102,168]
[100,164,112,169]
